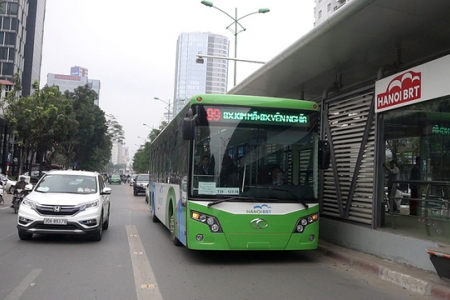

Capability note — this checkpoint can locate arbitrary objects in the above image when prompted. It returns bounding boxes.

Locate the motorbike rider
[11,176,27,208]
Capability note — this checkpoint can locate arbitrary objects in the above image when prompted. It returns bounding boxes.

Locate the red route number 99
[206,108,221,121]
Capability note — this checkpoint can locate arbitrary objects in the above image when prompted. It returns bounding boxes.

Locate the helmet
[20,176,25,181]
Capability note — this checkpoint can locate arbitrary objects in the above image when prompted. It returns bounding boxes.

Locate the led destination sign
[204,107,309,126]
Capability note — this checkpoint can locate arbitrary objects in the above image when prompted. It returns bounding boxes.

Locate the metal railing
[385,180,450,237]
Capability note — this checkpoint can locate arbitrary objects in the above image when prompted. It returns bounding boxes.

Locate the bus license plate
[44,218,67,225]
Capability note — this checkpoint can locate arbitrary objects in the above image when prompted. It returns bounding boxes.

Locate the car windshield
[111,175,120,179]
[35,174,97,194]
[137,175,149,181]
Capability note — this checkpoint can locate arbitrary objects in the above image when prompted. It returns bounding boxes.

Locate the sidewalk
[318,240,450,300]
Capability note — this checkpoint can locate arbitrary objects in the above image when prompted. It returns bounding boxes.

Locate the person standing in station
[409,156,421,216]
[385,160,400,213]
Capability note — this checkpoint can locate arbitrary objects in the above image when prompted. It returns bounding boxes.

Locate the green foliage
[3,79,122,173]
[63,85,111,171]
[106,114,125,144]
[132,122,167,173]
[4,78,75,174]
[133,142,151,173]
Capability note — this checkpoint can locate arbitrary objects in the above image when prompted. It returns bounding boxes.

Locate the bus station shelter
[229,0,450,273]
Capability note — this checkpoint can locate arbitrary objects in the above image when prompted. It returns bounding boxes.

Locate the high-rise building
[0,0,47,176]
[0,0,46,96]
[314,0,349,26]
[22,0,46,96]
[110,142,128,166]
[173,32,229,116]
[70,66,88,77]
[47,66,101,106]
[110,142,119,165]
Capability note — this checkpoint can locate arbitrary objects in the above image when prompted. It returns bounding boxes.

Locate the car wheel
[18,231,33,240]
[102,209,110,230]
[91,216,103,241]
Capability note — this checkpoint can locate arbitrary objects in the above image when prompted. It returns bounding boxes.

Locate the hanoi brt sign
[375,54,450,113]
[376,71,421,111]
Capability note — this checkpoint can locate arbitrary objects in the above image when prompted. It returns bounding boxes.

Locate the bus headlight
[293,213,319,233]
[191,211,222,233]
[211,224,220,232]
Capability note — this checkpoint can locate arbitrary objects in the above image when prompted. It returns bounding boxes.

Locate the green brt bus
[148,94,329,250]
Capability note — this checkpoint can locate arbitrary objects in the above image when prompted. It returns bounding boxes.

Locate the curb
[318,243,450,300]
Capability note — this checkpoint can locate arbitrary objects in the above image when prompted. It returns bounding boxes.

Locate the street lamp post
[154,97,172,122]
[143,123,155,141]
[196,52,265,64]
[137,136,148,143]
[201,1,269,87]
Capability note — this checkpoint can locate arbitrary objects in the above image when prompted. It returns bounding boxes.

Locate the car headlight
[79,200,100,211]
[22,198,38,210]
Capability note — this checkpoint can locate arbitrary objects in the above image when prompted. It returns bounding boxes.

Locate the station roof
[229,0,450,101]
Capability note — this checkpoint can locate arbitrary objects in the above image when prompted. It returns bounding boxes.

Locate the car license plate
[44,218,67,225]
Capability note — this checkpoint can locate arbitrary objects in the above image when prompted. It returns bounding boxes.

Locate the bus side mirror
[182,108,196,140]
[318,140,330,170]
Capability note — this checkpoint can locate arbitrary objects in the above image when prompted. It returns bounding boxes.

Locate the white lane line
[126,225,163,300]
[5,268,42,300]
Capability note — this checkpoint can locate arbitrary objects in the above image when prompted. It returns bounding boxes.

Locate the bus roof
[189,94,319,111]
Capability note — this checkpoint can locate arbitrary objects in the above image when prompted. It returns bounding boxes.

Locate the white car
[17,170,111,241]
[5,176,33,194]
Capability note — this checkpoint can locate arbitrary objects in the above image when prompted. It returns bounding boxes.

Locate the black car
[133,174,149,196]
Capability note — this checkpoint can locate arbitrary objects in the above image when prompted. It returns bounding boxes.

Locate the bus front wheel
[150,200,159,223]
[169,209,182,247]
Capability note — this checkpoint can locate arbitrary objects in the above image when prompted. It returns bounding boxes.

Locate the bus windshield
[190,106,319,203]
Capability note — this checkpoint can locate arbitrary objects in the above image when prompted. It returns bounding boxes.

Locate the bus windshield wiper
[248,186,310,209]
[207,196,255,208]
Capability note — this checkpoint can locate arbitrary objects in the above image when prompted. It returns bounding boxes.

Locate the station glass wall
[381,97,450,244]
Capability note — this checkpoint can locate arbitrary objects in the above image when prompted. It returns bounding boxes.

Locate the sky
[39,0,316,161]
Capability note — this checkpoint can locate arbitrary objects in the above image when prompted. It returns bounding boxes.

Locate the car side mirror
[319,140,330,170]
[102,186,112,195]
[182,108,197,140]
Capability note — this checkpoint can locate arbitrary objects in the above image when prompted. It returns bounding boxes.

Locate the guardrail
[385,180,450,279]
[386,180,449,221]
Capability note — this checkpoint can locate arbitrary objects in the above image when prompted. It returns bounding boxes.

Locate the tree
[4,79,120,174]
[4,80,75,175]
[64,85,111,170]
[106,114,125,144]
[132,120,168,173]
[132,142,151,173]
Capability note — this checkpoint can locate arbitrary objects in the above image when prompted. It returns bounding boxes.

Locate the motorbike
[0,182,4,205]
[12,187,31,214]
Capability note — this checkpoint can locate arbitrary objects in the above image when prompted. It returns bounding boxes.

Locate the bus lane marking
[126,225,163,300]
[5,268,42,300]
